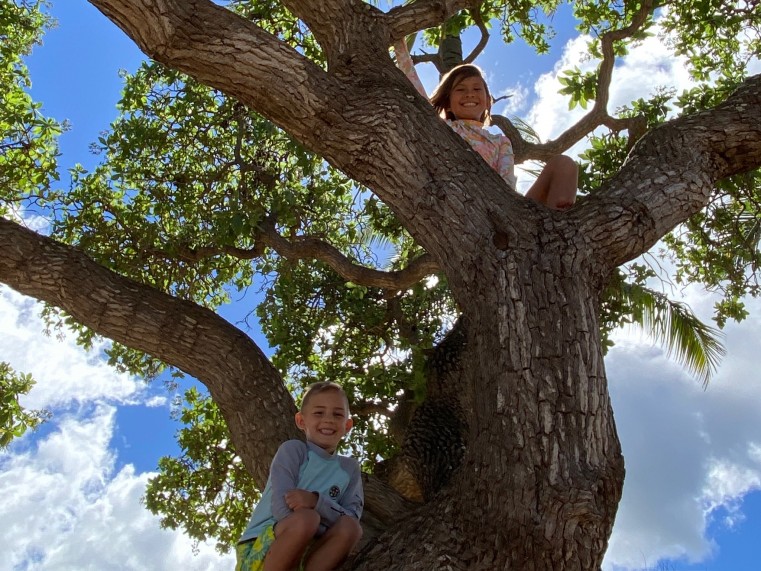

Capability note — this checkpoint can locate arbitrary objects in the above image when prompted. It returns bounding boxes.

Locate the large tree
[2,0,760,569]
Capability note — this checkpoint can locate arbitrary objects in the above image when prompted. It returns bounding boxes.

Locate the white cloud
[0,286,143,410]
[0,405,234,571]
[511,20,702,194]
[2,206,50,233]
[602,290,761,570]
[145,394,169,407]
[0,286,234,570]
[497,83,529,117]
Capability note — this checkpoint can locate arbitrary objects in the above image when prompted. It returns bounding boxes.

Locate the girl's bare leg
[525,154,578,210]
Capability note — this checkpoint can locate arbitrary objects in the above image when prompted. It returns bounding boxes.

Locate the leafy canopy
[0,0,58,445]
[1,0,60,216]
[0,361,50,448]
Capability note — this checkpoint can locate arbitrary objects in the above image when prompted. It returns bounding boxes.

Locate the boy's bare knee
[337,516,363,543]
[295,508,321,530]
[279,509,320,538]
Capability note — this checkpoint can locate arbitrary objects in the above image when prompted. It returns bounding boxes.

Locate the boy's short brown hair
[300,381,350,413]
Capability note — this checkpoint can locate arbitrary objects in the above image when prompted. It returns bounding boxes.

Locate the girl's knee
[548,154,578,176]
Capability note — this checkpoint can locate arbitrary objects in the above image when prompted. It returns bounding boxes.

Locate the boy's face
[295,390,352,454]
[448,75,489,122]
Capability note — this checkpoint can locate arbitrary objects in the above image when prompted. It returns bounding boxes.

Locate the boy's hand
[284,489,318,510]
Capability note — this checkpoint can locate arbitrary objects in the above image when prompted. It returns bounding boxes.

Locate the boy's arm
[394,39,427,98]
[268,440,307,521]
[314,459,364,526]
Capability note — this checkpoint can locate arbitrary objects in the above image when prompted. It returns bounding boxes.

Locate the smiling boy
[236,382,364,571]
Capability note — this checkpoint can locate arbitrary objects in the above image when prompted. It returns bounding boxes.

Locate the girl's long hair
[430,64,493,125]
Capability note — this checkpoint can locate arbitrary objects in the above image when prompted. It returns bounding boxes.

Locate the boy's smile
[448,76,489,122]
[295,390,352,453]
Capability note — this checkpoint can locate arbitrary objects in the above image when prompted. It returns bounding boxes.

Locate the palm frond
[620,282,726,387]
[508,114,542,145]
[357,225,400,271]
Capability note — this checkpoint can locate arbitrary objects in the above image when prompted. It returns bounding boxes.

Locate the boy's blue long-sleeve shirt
[239,439,364,542]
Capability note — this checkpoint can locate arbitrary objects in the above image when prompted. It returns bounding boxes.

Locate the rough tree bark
[1,0,760,569]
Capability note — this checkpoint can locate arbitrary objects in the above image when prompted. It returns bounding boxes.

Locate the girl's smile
[447,76,489,122]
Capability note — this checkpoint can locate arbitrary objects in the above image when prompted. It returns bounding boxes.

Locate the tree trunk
[348,226,623,570]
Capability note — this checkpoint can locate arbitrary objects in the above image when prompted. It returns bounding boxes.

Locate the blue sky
[2,2,761,570]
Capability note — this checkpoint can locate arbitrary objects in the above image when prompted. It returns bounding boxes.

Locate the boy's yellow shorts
[235,525,275,571]
[235,524,312,571]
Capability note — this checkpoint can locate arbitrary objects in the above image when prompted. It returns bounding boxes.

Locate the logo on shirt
[329,485,340,499]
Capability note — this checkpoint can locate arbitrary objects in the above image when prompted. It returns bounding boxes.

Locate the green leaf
[0,361,49,448]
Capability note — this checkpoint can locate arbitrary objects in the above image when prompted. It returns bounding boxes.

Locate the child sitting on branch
[236,382,363,571]
[394,39,578,210]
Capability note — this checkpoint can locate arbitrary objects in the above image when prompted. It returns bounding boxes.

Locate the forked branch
[494,0,656,161]
[158,219,438,292]
[386,0,481,40]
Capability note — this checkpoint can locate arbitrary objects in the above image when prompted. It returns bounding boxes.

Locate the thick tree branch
[580,73,761,270]
[281,0,354,34]
[160,224,438,291]
[362,475,418,526]
[0,216,297,487]
[462,8,489,64]
[260,223,439,291]
[386,0,480,40]
[281,0,381,62]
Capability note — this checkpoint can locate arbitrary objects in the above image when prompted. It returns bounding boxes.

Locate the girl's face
[447,75,489,122]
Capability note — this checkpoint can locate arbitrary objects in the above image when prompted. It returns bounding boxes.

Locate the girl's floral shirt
[446,119,516,190]
[395,42,517,191]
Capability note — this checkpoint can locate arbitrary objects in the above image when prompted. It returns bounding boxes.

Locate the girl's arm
[394,39,427,98]
[497,135,517,191]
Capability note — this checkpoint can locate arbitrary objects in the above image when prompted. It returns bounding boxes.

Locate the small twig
[463,8,489,63]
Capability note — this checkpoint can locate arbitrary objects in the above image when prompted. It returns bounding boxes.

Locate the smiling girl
[395,40,577,210]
